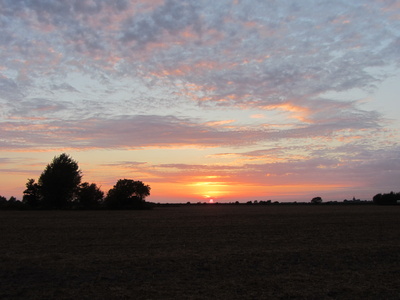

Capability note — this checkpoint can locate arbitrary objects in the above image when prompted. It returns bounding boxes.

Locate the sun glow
[190,181,230,200]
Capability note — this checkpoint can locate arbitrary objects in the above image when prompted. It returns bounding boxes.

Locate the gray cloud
[0,109,385,151]
[0,77,22,101]
[8,98,68,118]
[50,83,80,93]
[121,0,200,44]
[1,0,398,107]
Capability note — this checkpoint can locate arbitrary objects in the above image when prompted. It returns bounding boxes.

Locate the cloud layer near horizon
[0,0,399,201]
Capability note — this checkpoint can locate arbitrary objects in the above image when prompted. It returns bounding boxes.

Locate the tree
[373,192,399,205]
[311,196,323,204]
[0,195,25,210]
[132,180,151,201]
[23,178,41,208]
[38,153,82,209]
[75,182,104,209]
[104,179,151,209]
[0,195,7,209]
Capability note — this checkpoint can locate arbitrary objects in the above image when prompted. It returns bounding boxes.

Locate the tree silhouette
[0,195,25,210]
[104,179,151,209]
[0,195,7,209]
[311,196,323,204]
[373,192,399,205]
[132,180,151,201]
[75,182,104,209]
[22,178,40,208]
[38,153,82,209]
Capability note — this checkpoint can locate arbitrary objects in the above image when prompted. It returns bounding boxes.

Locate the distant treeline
[165,199,374,206]
[1,194,398,210]
[373,192,400,205]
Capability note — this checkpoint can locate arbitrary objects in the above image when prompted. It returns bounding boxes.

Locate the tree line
[1,153,151,210]
[373,192,400,205]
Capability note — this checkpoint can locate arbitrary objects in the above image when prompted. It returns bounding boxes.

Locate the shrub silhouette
[311,197,323,204]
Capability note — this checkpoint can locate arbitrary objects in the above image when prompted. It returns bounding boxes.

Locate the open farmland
[1,205,400,299]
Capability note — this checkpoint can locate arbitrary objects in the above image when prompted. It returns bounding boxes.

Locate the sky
[0,0,399,203]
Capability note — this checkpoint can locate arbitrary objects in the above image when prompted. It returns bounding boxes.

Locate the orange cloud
[250,114,265,119]
[204,120,236,127]
[152,59,230,79]
[262,102,312,123]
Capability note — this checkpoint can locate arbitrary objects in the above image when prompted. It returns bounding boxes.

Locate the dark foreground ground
[1,205,399,299]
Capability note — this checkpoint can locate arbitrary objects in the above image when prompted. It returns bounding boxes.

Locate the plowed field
[1,205,399,299]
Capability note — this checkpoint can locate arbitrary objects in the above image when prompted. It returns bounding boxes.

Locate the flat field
[1,205,399,299]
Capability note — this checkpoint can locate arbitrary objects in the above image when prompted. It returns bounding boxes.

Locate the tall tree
[38,153,82,209]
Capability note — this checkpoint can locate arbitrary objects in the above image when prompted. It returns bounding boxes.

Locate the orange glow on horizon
[147,178,354,203]
[189,181,231,199]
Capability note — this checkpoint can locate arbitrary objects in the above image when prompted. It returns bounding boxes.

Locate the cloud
[0,115,266,150]
[121,0,200,45]
[0,105,386,151]
[0,77,22,101]
[1,0,399,108]
[50,83,80,93]
[9,98,68,117]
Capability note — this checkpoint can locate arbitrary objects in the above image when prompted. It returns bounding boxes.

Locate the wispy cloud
[0,109,385,151]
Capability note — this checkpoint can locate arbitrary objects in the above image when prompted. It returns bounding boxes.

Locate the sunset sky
[1,0,399,203]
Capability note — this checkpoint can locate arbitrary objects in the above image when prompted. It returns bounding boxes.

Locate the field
[1,205,400,299]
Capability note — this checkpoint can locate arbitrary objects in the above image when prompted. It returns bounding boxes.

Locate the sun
[203,194,217,204]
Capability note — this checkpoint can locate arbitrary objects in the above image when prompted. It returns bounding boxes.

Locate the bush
[311,197,323,204]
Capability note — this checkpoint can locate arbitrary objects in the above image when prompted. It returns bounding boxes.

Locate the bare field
[1,205,400,299]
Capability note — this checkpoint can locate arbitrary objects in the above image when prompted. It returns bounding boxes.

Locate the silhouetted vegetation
[75,182,104,209]
[373,191,400,205]
[0,195,25,210]
[37,153,82,209]
[311,196,323,204]
[104,179,151,209]
[18,153,151,210]
[22,178,40,208]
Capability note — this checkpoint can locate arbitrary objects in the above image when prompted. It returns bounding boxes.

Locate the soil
[1,205,399,299]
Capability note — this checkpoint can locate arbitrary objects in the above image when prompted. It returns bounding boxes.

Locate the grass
[1,205,400,299]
